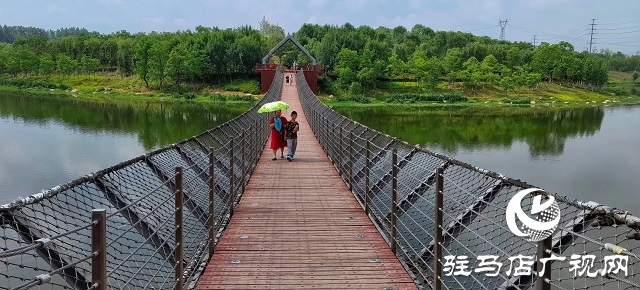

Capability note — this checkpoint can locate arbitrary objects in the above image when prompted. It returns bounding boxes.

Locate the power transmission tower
[589,19,596,53]
[533,35,537,47]
[499,19,508,40]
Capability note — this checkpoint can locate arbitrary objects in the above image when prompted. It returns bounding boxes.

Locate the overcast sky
[1,0,638,55]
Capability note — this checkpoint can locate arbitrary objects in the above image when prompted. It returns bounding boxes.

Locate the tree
[135,36,152,88]
[499,76,515,94]
[526,73,541,90]
[461,57,481,94]
[334,48,359,89]
[148,40,171,88]
[443,48,462,84]
[117,38,135,77]
[39,54,55,78]
[386,52,407,88]
[259,16,285,55]
[408,50,440,90]
[633,71,639,83]
[166,44,188,90]
[56,53,75,78]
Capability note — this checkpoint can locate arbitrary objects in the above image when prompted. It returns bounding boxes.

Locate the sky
[1,0,639,55]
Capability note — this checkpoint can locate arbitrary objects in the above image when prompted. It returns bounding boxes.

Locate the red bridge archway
[256,34,323,94]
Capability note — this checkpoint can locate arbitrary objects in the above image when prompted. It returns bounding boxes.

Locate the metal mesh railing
[295,70,640,290]
[0,70,285,290]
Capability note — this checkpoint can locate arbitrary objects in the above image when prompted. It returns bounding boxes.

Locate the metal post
[331,122,337,164]
[91,209,107,290]
[208,148,215,259]
[229,138,235,218]
[241,131,246,195]
[365,140,370,215]
[324,116,329,151]
[175,166,184,290]
[253,120,258,170]
[434,167,444,290]
[323,116,328,152]
[339,126,344,174]
[536,233,552,290]
[254,119,259,166]
[349,130,354,191]
[391,148,398,255]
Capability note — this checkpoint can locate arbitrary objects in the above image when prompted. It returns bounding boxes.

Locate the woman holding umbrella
[259,101,291,160]
[269,110,288,160]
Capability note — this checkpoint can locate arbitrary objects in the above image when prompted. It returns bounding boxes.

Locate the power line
[464,24,499,33]
[499,19,508,41]
[589,19,596,53]
[598,19,640,26]
[508,23,590,42]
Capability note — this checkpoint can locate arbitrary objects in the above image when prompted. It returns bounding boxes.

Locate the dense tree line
[291,24,618,93]
[0,22,638,93]
[0,25,97,43]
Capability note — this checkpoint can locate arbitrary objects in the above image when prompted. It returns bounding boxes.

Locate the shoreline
[2,84,639,112]
[0,85,260,108]
[319,97,640,109]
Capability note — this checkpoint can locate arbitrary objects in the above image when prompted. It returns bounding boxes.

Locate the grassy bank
[319,71,640,108]
[0,73,263,107]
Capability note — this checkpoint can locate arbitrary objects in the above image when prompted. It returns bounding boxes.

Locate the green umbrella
[257,101,291,113]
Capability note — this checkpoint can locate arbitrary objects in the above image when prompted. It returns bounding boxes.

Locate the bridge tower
[256,34,323,94]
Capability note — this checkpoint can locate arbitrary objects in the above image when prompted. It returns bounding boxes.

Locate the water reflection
[0,92,251,201]
[0,91,251,150]
[335,106,605,158]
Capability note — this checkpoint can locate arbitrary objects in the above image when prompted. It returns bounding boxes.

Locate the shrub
[318,75,337,95]
[502,96,531,104]
[223,79,260,94]
[348,82,363,96]
[382,92,468,103]
[208,93,255,103]
[335,94,370,103]
[602,86,630,96]
[0,78,70,90]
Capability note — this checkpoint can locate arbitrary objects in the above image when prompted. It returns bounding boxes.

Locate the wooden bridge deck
[197,75,417,289]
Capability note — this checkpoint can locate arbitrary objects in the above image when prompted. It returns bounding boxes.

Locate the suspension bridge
[1,36,639,290]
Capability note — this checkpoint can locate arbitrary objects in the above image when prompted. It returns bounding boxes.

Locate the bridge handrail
[295,70,639,290]
[0,71,285,290]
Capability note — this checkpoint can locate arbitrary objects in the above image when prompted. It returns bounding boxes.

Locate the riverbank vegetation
[0,21,639,107]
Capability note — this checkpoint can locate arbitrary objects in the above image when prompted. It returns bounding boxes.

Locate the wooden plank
[198,283,418,290]
[196,75,417,289]
[200,278,415,284]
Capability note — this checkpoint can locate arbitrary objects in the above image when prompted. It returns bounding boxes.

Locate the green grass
[223,79,260,95]
[378,81,420,90]
[0,73,264,106]
[322,71,640,108]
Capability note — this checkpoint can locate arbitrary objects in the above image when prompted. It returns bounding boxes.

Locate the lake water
[0,92,250,204]
[334,104,640,215]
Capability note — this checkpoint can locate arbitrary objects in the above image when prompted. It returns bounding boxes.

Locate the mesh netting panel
[1,224,71,289]
[295,70,640,290]
[195,131,225,150]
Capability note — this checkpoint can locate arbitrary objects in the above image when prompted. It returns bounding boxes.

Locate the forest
[0,21,639,98]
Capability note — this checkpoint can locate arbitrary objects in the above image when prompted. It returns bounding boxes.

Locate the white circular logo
[506,188,561,242]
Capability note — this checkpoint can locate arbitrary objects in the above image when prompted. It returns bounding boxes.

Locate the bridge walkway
[196,73,417,289]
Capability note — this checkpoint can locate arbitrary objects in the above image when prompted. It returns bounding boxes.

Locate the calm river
[0,92,251,204]
[334,104,640,215]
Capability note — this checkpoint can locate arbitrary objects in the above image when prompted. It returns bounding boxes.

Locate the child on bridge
[284,111,299,161]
